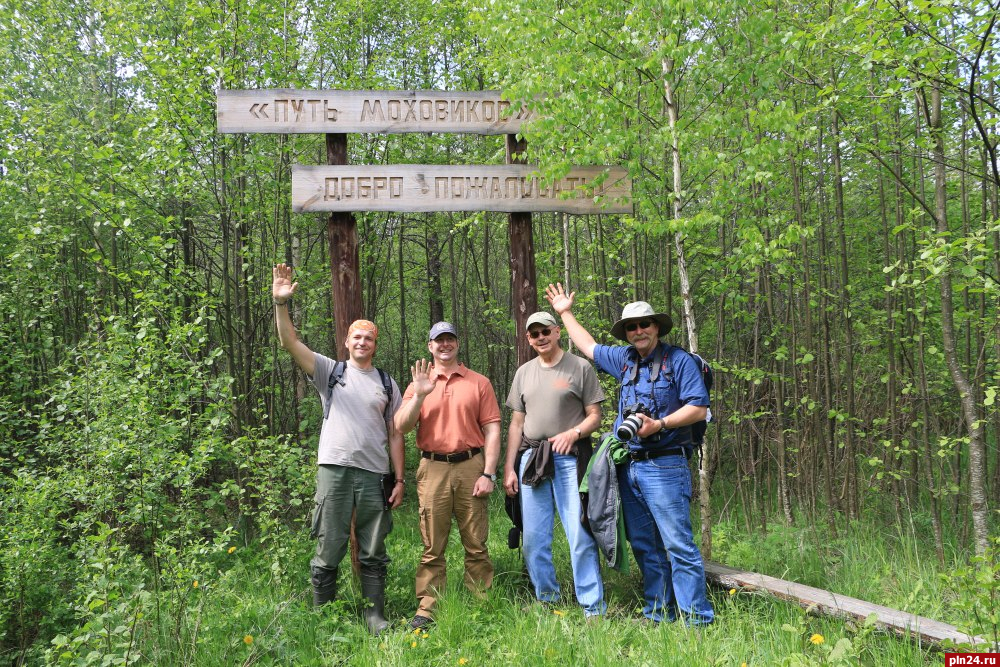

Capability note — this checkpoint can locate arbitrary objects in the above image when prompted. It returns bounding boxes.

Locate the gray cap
[525,312,558,330]
[428,321,458,341]
[609,301,672,341]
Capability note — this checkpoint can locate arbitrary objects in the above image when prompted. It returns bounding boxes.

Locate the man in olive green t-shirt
[503,312,606,618]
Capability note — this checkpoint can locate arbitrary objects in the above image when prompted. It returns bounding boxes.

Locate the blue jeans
[519,452,606,617]
[618,455,714,624]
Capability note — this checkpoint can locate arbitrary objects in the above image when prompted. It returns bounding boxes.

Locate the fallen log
[704,561,990,648]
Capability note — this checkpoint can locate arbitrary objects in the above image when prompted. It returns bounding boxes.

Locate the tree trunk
[830,107,858,519]
[662,55,710,556]
[506,134,538,365]
[928,85,989,555]
[426,218,445,326]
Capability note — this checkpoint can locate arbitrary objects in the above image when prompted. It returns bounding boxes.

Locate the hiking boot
[409,614,433,631]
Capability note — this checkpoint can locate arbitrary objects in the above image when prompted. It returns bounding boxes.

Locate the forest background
[2,0,1000,665]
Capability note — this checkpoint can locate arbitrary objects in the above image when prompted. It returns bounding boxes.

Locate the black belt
[421,447,483,463]
[629,447,689,462]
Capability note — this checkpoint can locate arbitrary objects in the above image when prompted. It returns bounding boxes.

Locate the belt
[629,447,689,462]
[421,447,483,463]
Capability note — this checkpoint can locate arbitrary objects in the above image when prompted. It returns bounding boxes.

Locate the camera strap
[619,343,669,415]
[621,344,665,385]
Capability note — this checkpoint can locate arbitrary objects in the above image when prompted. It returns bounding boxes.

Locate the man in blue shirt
[545,283,714,625]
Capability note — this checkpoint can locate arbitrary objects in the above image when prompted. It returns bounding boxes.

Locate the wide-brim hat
[610,301,672,341]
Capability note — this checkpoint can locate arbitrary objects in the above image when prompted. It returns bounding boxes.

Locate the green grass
[115,492,956,666]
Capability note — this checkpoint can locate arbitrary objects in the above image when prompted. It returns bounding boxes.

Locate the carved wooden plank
[217,89,534,134]
[292,165,632,214]
[704,561,989,648]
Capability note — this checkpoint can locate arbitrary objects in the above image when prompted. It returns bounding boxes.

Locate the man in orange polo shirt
[395,321,502,630]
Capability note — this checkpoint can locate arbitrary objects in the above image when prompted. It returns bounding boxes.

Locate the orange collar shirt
[402,363,501,454]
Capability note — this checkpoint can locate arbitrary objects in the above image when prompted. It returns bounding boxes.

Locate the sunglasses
[624,320,654,332]
[527,327,553,339]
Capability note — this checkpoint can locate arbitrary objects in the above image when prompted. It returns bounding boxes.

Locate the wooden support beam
[704,561,989,648]
[325,133,362,361]
[506,134,537,366]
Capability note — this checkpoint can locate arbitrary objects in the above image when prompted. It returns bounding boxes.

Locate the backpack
[323,360,394,422]
[619,343,713,449]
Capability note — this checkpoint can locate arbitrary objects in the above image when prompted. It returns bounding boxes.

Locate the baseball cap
[428,321,458,341]
[525,312,558,330]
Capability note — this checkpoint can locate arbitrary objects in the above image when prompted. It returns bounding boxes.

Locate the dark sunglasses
[624,320,654,332]
[527,327,553,339]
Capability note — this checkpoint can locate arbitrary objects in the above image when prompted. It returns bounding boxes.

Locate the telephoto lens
[616,414,643,441]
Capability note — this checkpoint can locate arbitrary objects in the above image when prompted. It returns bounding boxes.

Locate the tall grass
[121,496,946,666]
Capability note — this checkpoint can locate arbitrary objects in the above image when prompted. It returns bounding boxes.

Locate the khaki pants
[414,455,494,618]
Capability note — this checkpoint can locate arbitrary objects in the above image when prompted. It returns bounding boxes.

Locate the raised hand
[409,358,436,398]
[544,282,575,315]
[272,263,298,304]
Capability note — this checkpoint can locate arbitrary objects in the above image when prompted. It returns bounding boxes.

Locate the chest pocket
[650,369,679,413]
[620,345,677,415]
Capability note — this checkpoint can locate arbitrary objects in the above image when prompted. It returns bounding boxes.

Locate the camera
[616,402,651,441]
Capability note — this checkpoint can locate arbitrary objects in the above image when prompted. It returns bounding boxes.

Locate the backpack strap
[621,343,667,386]
[658,344,673,382]
[327,360,347,391]
[648,345,665,382]
[323,363,394,424]
[323,360,348,420]
[618,344,669,417]
[621,352,639,386]
[617,349,638,412]
[376,367,393,422]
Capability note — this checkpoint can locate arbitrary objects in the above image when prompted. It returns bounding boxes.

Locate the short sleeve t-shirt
[505,351,605,441]
[309,353,402,474]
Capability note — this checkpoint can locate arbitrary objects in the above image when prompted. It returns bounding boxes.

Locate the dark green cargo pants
[310,464,393,577]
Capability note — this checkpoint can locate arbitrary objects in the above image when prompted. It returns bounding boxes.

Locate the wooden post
[325,133,363,359]
[506,134,537,365]
[326,132,364,575]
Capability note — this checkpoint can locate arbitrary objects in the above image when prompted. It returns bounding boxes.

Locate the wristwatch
[481,473,497,482]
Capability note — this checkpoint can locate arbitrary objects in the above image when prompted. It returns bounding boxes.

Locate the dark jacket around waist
[519,434,594,527]
[518,434,593,489]
[581,434,628,572]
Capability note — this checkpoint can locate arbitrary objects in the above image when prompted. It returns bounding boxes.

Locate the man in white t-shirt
[272,263,404,635]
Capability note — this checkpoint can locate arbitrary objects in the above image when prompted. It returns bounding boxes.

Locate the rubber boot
[311,566,338,607]
[360,571,390,635]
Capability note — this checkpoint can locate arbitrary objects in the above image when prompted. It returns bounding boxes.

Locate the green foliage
[0,472,78,660]
[778,605,877,666]
[942,537,1000,650]
[2,0,999,660]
